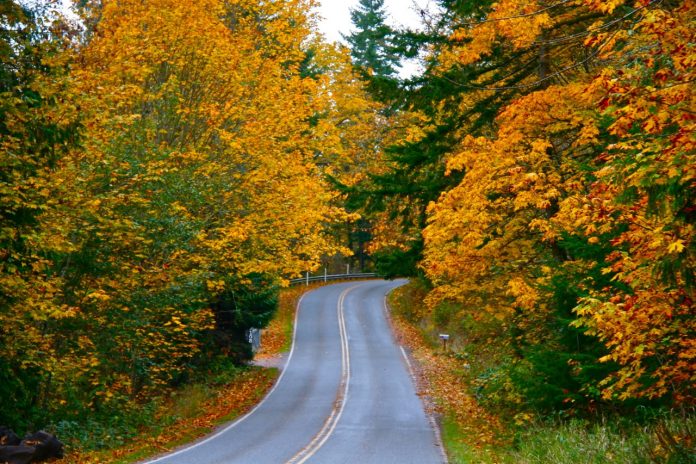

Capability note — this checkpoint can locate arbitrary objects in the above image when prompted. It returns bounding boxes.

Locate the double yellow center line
[287,285,357,464]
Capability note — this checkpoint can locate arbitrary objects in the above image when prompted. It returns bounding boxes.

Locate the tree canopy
[1,0,693,442]
[0,0,377,431]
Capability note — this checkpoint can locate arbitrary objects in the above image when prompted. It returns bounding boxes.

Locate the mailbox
[439,333,450,350]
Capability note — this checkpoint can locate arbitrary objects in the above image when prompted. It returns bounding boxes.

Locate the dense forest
[347,0,693,407]
[0,0,388,434]
[344,0,694,461]
[1,0,693,461]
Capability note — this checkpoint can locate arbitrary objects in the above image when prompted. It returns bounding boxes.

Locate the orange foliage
[422,0,695,404]
[558,2,696,402]
[423,83,596,317]
[0,0,369,432]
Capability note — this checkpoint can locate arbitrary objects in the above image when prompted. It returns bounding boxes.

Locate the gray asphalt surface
[143,280,444,464]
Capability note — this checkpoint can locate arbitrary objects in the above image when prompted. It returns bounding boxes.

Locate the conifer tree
[344,0,399,77]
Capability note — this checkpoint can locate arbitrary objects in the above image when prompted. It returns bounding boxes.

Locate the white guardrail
[288,272,377,286]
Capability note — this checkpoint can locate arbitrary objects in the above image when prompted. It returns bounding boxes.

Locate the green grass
[441,414,499,464]
[167,383,213,420]
[513,415,695,464]
[281,304,295,352]
[441,412,695,464]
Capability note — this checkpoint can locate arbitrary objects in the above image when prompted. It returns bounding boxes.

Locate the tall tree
[355,0,631,276]
[1,0,358,432]
[422,0,695,407]
[344,0,399,77]
[0,0,80,430]
[352,0,694,410]
[340,0,410,272]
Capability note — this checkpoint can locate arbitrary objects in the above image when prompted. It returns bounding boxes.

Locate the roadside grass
[440,415,501,464]
[441,413,695,464]
[256,285,308,357]
[388,281,696,464]
[508,415,695,464]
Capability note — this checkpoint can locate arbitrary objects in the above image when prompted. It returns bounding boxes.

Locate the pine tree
[344,0,399,77]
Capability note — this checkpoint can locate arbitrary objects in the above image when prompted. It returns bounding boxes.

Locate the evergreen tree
[344,0,399,77]
[350,0,609,277]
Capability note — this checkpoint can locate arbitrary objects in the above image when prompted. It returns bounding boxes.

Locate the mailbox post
[439,333,450,351]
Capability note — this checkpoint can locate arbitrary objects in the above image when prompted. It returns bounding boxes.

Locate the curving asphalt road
[143,280,445,464]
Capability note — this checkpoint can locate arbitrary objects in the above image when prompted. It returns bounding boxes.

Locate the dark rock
[0,445,36,464]
[20,431,64,460]
[0,428,20,447]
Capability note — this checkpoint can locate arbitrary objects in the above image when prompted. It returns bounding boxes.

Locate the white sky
[55,0,429,45]
[315,0,432,77]
[315,0,428,44]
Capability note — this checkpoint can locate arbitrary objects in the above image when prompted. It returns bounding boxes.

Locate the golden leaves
[442,0,555,69]
[507,277,540,311]
[421,0,695,404]
[583,0,626,14]
[423,83,597,316]
[667,240,686,254]
[1,0,366,434]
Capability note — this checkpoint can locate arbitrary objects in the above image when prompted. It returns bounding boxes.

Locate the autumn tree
[557,1,695,403]
[421,0,695,407]
[357,0,646,278]
[1,0,358,432]
[0,1,81,428]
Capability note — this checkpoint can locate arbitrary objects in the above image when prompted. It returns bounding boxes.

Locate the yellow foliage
[422,0,695,404]
[0,0,365,417]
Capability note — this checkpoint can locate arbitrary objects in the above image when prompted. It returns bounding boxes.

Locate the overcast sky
[316,0,433,76]
[315,0,429,44]
[56,0,430,45]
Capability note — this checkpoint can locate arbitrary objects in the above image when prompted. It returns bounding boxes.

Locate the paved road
[143,280,444,464]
